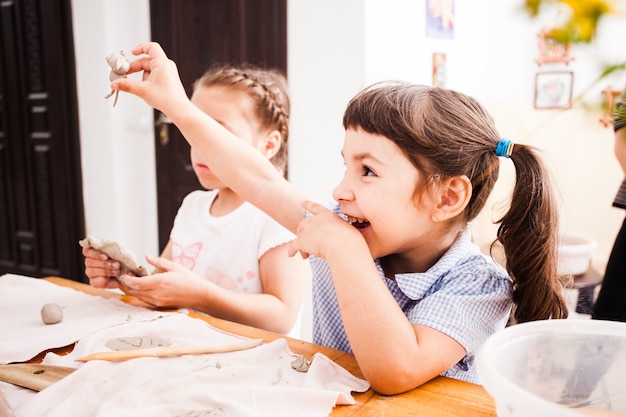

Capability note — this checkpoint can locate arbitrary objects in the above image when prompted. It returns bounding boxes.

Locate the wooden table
[43,276,497,417]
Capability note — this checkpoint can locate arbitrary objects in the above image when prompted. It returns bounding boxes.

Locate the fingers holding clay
[79,236,148,278]
[83,247,119,277]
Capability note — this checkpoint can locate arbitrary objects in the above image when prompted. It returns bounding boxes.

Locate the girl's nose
[332,176,354,202]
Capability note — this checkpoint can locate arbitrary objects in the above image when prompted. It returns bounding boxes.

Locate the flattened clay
[41,303,63,325]
[79,236,148,276]
[105,336,172,351]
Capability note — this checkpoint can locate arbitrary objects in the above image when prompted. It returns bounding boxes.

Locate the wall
[72,0,158,260]
[478,1,626,266]
[73,0,626,340]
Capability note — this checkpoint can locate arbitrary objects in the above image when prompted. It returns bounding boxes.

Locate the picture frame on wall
[535,30,574,66]
[426,0,454,39]
[432,53,447,87]
[534,71,574,109]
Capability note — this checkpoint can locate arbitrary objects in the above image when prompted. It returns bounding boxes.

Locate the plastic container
[558,233,597,276]
[477,319,626,417]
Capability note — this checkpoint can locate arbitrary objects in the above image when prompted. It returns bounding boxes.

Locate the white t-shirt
[169,190,295,294]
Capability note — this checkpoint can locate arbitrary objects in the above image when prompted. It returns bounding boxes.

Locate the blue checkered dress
[309,203,513,384]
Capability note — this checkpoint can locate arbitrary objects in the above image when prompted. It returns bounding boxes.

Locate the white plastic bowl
[477,319,626,417]
[558,233,597,276]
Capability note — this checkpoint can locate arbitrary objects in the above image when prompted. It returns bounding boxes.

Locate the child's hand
[288,200,366,260]
[82,247,123,289]
[118,255,205,308]
[110,42,189,116]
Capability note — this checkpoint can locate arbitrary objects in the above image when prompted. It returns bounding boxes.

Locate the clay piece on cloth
[291,354,310,372]
[79,236,148,277]
[40,303,63,325]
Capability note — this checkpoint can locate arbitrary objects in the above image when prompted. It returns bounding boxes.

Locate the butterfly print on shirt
[172,241,202,271]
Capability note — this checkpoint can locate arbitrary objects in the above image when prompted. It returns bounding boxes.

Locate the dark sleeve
[614,180,626,210]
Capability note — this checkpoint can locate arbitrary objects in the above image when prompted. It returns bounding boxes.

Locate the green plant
[526,0,625,115]
[524,0,613,43]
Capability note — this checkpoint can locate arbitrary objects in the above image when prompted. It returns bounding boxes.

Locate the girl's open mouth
[347,216,370,229]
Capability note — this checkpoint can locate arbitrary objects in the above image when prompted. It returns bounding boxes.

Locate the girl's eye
[363,166,376,176]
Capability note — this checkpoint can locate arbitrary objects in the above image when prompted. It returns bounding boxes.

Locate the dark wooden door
[150,0,287,251]
[0,0,85,282]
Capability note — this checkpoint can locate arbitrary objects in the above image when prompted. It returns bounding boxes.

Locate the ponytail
[495,144,568,322]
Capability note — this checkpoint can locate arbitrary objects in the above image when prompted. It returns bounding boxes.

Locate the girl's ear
[259,129,282,160]
[432,175,472,222]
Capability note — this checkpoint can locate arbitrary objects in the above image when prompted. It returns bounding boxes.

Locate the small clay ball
[41,303,63,325]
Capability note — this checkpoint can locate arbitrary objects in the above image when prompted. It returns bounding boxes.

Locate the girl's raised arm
[113,42,308,234]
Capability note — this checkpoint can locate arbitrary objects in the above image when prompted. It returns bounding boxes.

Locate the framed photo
[535,30,574,66]
[426,0,454,39]
[534,71,574,109]
[432,53,447,87]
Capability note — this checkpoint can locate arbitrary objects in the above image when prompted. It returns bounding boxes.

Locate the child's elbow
[270,321,296,336]
[368,378,424,396]
[365,363,435,395]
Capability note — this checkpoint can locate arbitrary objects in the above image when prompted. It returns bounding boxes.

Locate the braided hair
[193,64,291,176]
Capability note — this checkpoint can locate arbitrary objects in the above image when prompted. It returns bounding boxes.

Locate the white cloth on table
[15,314,369,417]
[0,274,169,364]
[0,275,370,417]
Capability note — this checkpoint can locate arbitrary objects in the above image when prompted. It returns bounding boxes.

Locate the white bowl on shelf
[557,233,597,276]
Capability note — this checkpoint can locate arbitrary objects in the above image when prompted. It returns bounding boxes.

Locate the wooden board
[0,364,75,391]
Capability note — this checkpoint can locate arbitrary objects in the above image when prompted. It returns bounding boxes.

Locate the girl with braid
[82,64,309,336]
[109,43,568,394]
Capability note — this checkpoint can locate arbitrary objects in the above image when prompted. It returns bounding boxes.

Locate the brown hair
[343,81,568,323]
[193,64,290,176]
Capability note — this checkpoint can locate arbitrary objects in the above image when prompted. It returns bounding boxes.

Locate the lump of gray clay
[41,303,63,324]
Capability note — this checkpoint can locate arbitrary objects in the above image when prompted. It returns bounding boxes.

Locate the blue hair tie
[495,138,514,158]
